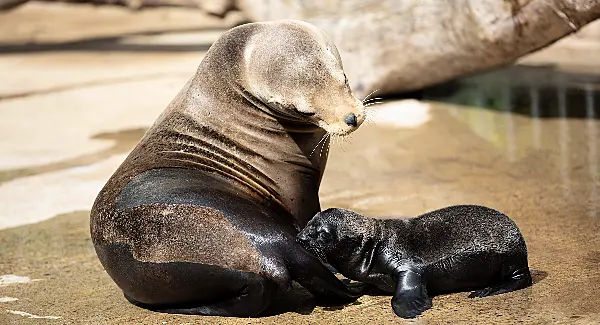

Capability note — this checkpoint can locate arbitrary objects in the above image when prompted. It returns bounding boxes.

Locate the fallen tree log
[236,0,600,97]
[0,0,236,16]
[1,0,598,97]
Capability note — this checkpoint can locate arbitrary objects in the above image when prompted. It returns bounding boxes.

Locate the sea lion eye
[344,74,348,85]
[296,104,316,117]
[299,111,316,117]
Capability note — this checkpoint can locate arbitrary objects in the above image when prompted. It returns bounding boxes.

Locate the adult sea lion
[297,205,533,318]
[90,20,366,317]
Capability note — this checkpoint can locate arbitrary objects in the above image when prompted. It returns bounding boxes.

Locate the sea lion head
[297,208,377,265]
[242,20,366,136]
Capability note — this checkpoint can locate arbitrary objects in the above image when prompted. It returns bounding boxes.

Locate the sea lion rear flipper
[468,266,532,298]
[286,245,364,304]
[149,275,277,317]
[391,268,432,318]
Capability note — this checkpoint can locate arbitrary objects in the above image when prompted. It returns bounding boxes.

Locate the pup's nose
[344,113,357,127]
[297,232,310,245]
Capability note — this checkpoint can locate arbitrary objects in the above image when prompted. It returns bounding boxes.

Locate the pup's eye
[318,229,332,241]
[344,74,349,85]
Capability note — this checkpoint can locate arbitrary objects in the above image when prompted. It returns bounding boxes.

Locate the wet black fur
[297,205,533,318]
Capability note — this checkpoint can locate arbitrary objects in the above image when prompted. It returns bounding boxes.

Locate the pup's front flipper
[287,243,365,304]
[391,269,432,318]
[468,267,532,298]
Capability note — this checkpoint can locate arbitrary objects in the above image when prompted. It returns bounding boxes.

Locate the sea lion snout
[344,113,357,127]
[317,99,366,135]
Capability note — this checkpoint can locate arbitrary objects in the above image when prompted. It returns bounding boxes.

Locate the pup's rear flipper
[468,267,532,298]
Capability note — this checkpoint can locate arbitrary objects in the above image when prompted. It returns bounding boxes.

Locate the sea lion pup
[297,205,533,318]
[90,20,367,317]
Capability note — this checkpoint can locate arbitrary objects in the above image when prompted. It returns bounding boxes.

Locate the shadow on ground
[0,211,364,323]
[0,128,147,184]
[0,26,225,54]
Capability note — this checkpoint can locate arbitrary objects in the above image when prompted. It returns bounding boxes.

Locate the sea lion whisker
[363,97,383,104]
[364,111,374,125]
[319,133,331,158]
[339,135,350,152]
[364,100,383,125]
[365,104,383,120]
[334,134,346,152]
[310,133,330,157]
[341,133,350,145]
[363,107,372,121]
[362,89,380,103]
[346,134,354,144]
[321,134,331,158]
[319,138,324,158]
[364,101,383,107]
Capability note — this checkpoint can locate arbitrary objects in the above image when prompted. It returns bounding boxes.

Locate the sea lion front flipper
[391,269,432,318]
[286,244,364,304]
[468,266,533,298]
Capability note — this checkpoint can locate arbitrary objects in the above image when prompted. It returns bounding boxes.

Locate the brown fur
[101,204,261,273]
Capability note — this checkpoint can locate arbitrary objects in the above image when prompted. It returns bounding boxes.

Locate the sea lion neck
[229,80,323,130]
[159,66,329,229]
[122,23,340,229]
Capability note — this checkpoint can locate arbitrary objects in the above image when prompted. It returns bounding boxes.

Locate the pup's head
[297,208,377,267]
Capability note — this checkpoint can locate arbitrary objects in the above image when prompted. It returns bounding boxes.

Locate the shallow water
[424,64,599,119]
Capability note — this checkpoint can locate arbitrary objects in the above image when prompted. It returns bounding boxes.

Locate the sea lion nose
[344,113,357,127]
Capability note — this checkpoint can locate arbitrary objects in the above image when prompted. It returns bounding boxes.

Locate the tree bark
[2,0,598,97]
[237,0,600,97]
[0,0,236,17]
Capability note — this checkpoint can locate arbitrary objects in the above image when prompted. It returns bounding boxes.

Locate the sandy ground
[0,4,599,324]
